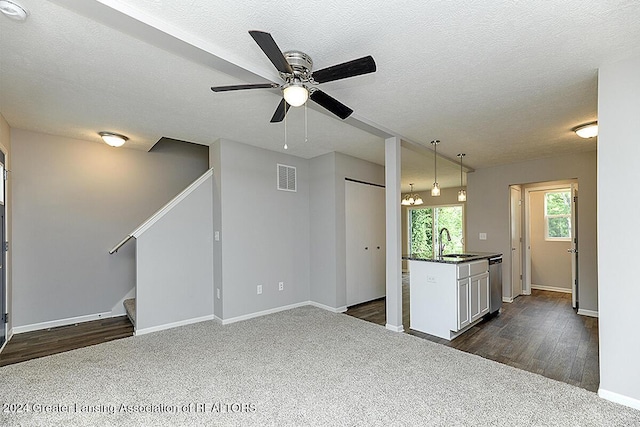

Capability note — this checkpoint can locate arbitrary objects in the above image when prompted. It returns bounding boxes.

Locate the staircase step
[123,298,136,327]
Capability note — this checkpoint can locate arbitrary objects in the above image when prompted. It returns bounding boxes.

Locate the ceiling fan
[210,30,376,123]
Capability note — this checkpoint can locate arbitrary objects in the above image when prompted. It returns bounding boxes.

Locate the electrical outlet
[426,276,436,283]
[214,231,220,241]
[257,284,262,295]
[217,288,220,299]
[479,233,487,240]
[278,282,284,291]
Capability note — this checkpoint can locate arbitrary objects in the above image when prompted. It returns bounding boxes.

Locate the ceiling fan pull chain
[305,101,309,143]
[283,108,288,150]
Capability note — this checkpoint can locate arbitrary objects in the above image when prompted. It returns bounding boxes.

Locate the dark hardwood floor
[346,276,599,392]
[0,316,133,367]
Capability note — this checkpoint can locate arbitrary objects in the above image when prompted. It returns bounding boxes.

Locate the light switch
[479,233,487,240]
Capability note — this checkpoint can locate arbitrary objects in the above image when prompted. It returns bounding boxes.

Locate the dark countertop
[403,252,502,264]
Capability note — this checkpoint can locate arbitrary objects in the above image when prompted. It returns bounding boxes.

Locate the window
[544,190,571,241]
[409,205,464,257]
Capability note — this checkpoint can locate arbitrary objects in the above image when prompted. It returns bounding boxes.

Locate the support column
[385,136,403,332]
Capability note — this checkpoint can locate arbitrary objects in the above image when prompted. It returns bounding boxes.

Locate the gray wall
[11,129,208,327]
[529,190,571,290]
[309,152,385,310]
[0,114,12,335]
[598,55,640,404]
[136,176,214,333]
[215,139,311,320]
[466,150,597,310]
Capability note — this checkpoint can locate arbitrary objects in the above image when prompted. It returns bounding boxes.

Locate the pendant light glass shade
[431,140,441,197]
[457,153,466,202]
[401,183,423,206]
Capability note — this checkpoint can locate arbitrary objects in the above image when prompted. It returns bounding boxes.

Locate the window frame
[407,203,465,256]
[544,189,572,242]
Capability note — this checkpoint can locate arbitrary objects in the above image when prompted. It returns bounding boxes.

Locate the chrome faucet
[438,227,451,258]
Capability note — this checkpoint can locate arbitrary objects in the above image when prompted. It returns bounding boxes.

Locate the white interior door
[345,180,386,306]
[510,186,523,299]
[570,184,579,308]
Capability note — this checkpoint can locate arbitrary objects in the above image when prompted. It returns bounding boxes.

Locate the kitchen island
[403,252,501,340]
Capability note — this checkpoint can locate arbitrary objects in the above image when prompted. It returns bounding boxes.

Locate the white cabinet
[409,258,489,340]
[457,278,470,330]
[458,260,490,327]
[470,272,490,322]
[345,180,386,306]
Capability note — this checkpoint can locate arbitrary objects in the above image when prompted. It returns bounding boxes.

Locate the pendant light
[457,153,467,202]
[401,183,423,206]
[431,140,441,197]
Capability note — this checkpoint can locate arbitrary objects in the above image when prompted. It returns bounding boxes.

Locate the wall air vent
[277,164,297,192]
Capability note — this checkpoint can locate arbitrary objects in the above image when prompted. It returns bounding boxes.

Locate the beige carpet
[1,306,638,426]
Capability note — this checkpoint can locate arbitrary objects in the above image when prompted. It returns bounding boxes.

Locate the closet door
[346,180,385,306]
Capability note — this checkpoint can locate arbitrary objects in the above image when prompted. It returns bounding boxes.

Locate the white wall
[136,175,214,333]
[215,139,310,320]
[309,152,385,310]
[11,130,209,328]
[529,190,571,291]
[466,151,597,310]
[597,55,640,407]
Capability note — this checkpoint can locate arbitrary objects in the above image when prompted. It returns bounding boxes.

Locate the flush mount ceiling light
[573,121,598,139]
[401,183,423,206]
[282,82,309,107]
[431,140,441,197]
[99,131,128,148]
[0,0,28,21]
[457,153,467,202]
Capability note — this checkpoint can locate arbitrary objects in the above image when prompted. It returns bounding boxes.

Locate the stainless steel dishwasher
[488,256,503,315]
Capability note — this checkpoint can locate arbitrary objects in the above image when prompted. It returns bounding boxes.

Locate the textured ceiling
[1,0,638,192]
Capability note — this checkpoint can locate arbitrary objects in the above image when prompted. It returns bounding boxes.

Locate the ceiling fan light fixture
[0,0,28,21]
[573,121,598,139]
[99,131,128,147]
[283,83,308,107]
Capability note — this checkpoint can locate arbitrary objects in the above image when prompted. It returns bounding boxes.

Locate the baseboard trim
[577,308,599,318]
[13,311,114,334]
[502,297,514,303]
[135,314,215,336]
[221,302,309,325]
[531,284,572,294]
[386,323,404,333]
[308,301,347,313]
[598,388,640,411]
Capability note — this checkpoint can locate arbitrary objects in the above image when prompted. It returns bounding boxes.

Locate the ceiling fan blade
[312,55,376,84]
[310,90,353,120]
[211,83,278,92]
[249,30,294,74]
[270,98,291,123]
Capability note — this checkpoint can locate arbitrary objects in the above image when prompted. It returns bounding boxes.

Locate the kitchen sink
[443,253,477,258]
